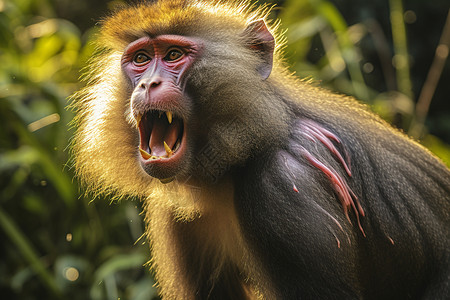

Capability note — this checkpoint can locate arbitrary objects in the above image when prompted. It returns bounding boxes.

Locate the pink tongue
[149,117,181,157]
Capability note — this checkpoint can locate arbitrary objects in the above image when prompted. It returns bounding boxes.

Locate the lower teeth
[141,140,180,160]
[146,145,179,160]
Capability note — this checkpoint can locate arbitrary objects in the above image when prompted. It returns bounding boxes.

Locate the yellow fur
[70,0,284,209]
[70,2,286,298]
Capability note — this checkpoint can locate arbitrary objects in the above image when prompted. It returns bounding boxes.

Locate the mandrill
[71,0,450,299]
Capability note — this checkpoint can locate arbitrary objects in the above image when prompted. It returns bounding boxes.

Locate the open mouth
[136,109,186,182]
[138,110,183,159]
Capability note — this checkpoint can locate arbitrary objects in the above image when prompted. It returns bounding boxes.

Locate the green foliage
[0,0,157,299]
[281,0,372,101]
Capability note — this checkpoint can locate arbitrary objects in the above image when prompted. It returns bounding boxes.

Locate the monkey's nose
[139,78,162,90]
[150,79,162,89]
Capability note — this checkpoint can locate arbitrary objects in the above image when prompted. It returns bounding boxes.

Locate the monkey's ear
[244,19,275,80]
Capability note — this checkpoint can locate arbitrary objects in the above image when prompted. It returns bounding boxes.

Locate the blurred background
[1,0,449,299]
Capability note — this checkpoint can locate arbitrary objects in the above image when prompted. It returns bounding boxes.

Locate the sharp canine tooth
[164,141,173,157]
[135,114,142,127]
[139,148,151,159]
[166,111,173,124]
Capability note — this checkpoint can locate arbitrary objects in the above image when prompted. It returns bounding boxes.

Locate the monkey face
[121,35,204,183]
[117,18,290,184]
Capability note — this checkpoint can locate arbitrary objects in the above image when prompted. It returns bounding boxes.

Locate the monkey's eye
[164,48,184,62]
[133,52,151,65]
